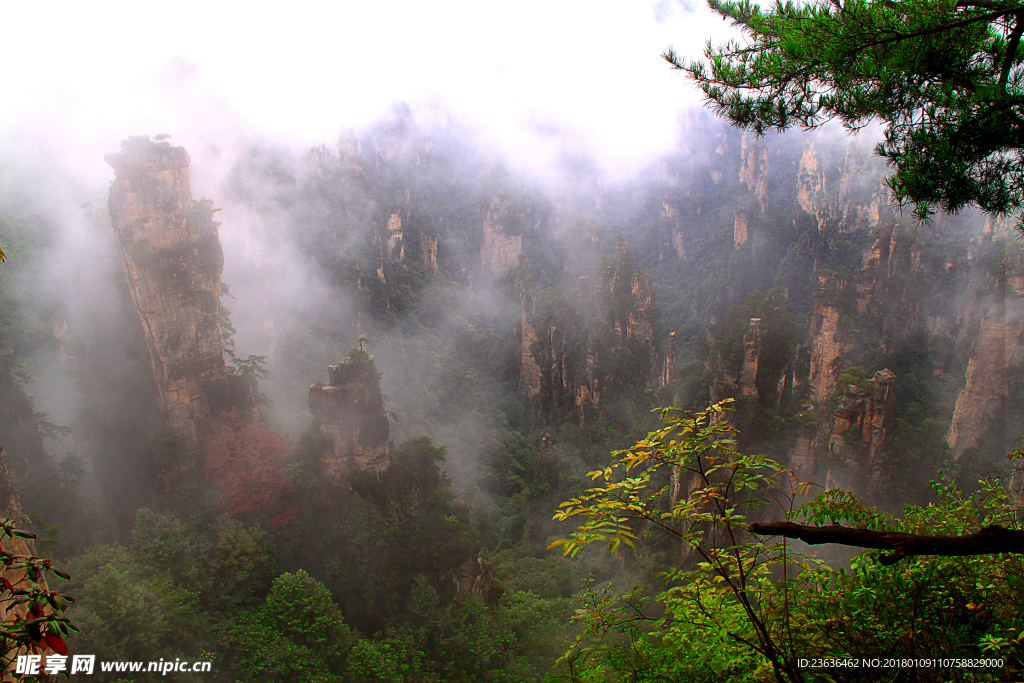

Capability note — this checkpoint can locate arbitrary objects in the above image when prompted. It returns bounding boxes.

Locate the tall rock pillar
[106,136,233,448]
[309,351,395,478]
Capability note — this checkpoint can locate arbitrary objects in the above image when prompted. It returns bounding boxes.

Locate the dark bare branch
[957,0,1001,8]
[749,521,1024,565]
[1001,10,1024,85]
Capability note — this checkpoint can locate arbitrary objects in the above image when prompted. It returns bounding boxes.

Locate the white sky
[1,0,742,184]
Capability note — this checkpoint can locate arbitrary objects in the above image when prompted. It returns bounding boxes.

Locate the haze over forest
[0,1,1021,682]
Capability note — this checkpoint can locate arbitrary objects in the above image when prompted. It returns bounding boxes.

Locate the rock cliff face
[386,211,404,260]
[752,132,1023,494]
[803,221,924,407]
[309,353,394,477]
[796,143,827,219]
[795,137,891,236]
[734,136,768,247]
[945,239,1024,459]
[449,556,504,605]
[661,332,677,387]
[785,229,914,492]
[711,305,792,410]
[807,299,848,405]
[481,196,529,277]
[381,208,439,276]
[421,233,439,274]
[738,318,763,398]
[623,269,655,343]
[836,141,890,233]
[825,369,897,492]
[686,131,1014,496]
[519,243,663,421]
[519,294,542,397]
[106,136,257,447]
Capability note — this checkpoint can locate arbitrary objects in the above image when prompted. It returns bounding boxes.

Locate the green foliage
[229,353,270,379]
[66,509,276,675]
[0,518,76,680]
[792,456,1024,679]
[552,406,1024,682]
[671,0,1024,230]
[551,400,814,681]
[66,544,195,666]
[216,571,351,683]
[264,570,353,660]
[345,347,371,364]
[129,510,274,607]
[65,446,574,682]
[340,586,575,683]
[281,437,484,630]
[554,581,770,683]
[835,365,869,391]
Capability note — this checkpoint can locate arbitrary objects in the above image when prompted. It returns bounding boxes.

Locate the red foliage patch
[45,634,67,655]
[202,410,292,519]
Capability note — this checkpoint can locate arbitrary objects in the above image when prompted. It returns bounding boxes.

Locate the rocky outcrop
[519,294,542,396]
[733,210,750,248]
[626,269,655,343]
[421,233,438,274]
[808,300,847,405]
[481,196,528,277]
[796,142,827,219]
[381,208,438,275]
[739,135,768,216]
[574,344,602,415]
[804,221,925,408]
[837,141,890,233]
[0,447,44,588]
[519,244,660,421]
[711,311,790,409]
[661,332,677,387]
[825,369,896,492]
[448,556,504,606]
[604,241,657,345]
[795,137,891,235]
[386,211,404,260]
[309,352,394,477]
[106,136,256,448]
[738,318,762,398]
[946,243,1024,459]
[733,136,768,247]
[661,202,688,259]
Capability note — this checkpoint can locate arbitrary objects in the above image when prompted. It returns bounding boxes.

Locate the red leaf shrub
[45,634,67,655]
[202,410,291,519]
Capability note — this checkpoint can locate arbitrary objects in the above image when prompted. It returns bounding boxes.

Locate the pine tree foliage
[668,0,1024,228]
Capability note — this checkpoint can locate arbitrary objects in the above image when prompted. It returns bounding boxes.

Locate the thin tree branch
[749,521,1024,565]
[957,0,1003,7]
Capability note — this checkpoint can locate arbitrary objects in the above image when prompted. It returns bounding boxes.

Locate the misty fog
[0,1,1020,681]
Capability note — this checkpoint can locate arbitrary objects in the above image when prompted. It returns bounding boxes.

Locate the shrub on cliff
[202,410,293,526]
